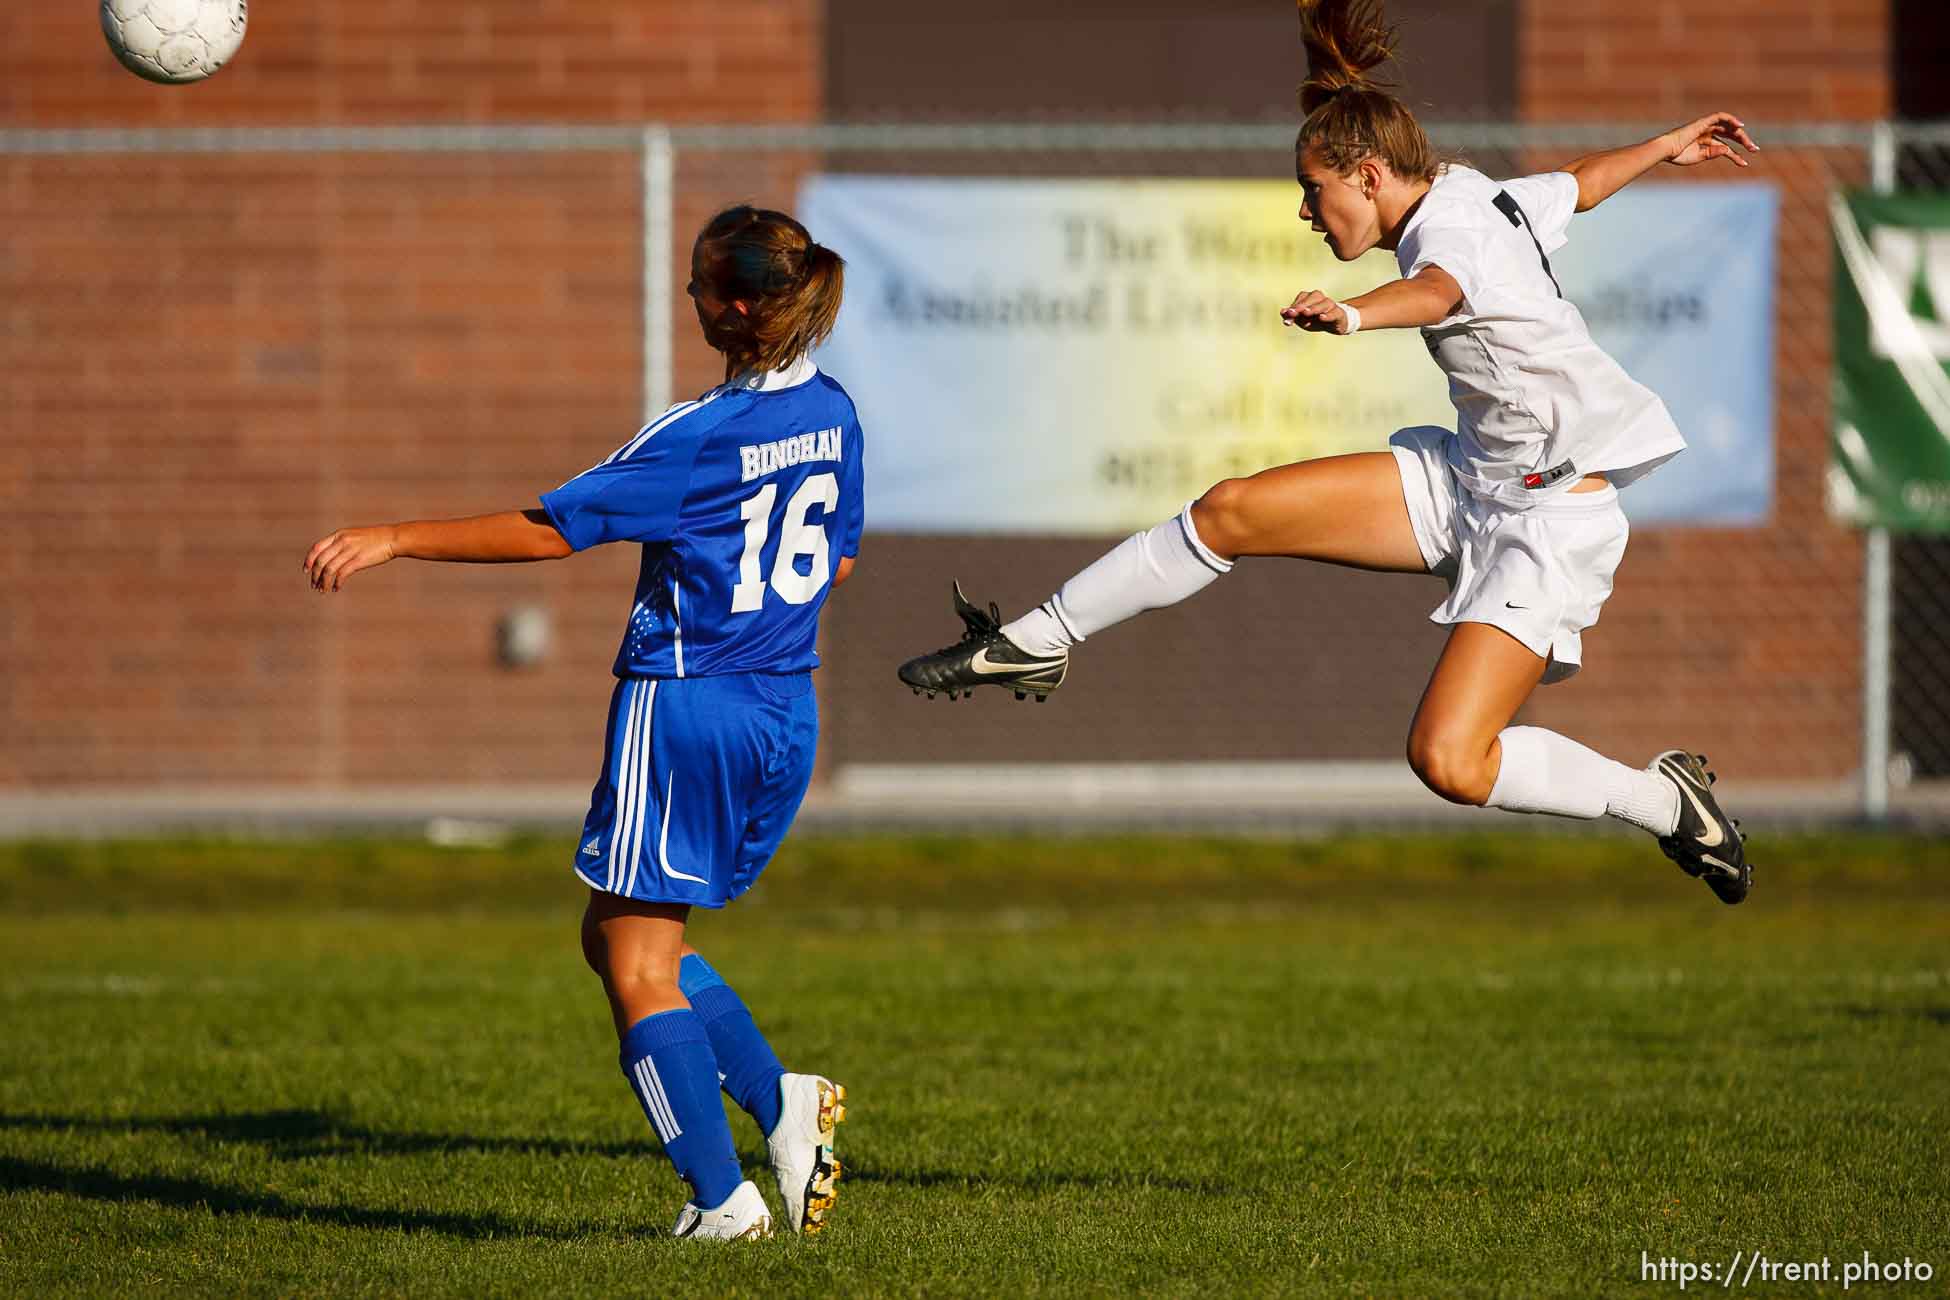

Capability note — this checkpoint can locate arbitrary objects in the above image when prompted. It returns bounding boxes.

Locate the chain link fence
[1889,129,1950,787]
[1,120,1944,821]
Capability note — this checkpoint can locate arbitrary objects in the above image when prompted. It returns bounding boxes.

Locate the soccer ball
[101,0,248,85]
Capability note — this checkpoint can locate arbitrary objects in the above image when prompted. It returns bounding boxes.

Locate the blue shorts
[572,671,818,908]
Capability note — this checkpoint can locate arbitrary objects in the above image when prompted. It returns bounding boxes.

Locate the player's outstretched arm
[304,508,572,593]
[1560,112,1759,212]
[1281,265,1463,335]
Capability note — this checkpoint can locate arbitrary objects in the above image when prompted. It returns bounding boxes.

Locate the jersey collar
[1395,162,1465,251]
[730,356,819,393]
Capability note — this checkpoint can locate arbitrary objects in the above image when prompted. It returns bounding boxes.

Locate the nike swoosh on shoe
[1677,779,1723,849]
[968,647,1062,675]
[1664,761,1725,848]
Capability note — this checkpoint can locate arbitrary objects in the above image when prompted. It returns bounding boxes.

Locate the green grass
[1,833,1946,1297]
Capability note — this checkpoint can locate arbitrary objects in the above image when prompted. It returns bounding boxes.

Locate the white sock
[1486,725,1680,835]
[1001,505,1233,657]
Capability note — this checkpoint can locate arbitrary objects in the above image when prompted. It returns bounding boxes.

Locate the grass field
[1,832,1946,1297]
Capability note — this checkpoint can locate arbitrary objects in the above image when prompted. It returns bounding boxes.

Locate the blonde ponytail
[752,240,843,375]
[1297,0,1397,112]
[1295,0,1437,183]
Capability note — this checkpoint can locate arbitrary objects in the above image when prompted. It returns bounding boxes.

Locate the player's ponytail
[763,238,844,372]
[1295,0,1438,184]
[692,206,846,377]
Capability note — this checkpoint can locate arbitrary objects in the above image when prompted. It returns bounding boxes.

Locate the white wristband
[1338,302,1362,335]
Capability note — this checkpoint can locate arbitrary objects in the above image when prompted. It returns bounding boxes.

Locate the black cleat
[1652,750,1752,905]
[897,581,1068,700]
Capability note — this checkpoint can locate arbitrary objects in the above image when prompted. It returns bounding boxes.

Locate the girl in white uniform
[899,0,1758,901]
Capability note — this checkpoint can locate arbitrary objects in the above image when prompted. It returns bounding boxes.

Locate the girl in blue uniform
[305,206,864,1241]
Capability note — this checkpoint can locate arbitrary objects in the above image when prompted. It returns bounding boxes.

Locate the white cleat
[670,1179,773,1240]
[767,1073,846,1234]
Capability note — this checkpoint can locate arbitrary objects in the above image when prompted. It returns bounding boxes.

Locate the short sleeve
[1500,171,1579,254]
[1398,216,1493,307]
[539,418,707,552]
[838,417,865,558]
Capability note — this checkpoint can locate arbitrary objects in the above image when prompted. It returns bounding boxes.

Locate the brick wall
[1516,0,1891,780]
[1522,0,1890,123]
[0,5,820,787]
[4,4,822,126]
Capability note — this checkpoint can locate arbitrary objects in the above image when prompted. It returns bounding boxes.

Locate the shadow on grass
[1836,1004,1950,1026]
[0,1154,586,1241]
[0,1109,648,1161]
[2,1109,1238,1201]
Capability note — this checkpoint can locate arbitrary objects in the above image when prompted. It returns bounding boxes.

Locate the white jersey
[1394,164,1686,508]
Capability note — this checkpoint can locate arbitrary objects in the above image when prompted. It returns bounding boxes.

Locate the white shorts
[1390,425,1629,685]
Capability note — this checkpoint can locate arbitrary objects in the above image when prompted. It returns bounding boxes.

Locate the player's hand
[304,525,399,593]
[1281,290,1351,334]
[1664,112,1758,168]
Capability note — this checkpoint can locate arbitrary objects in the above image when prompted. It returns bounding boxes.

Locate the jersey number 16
[730,473,839,613]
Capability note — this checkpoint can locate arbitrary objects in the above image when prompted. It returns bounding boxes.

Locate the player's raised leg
[1185,450,1435,571]
[582,895,771,1239]
[897,451,1425,699]
[678,949,846,1234]
[1413,622,1750,903]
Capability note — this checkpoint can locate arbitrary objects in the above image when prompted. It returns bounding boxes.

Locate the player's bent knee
[1406,733,1494,807]
[1190,478,1255,557]
[603,966,685,1016]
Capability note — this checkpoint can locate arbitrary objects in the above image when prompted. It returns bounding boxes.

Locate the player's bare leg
[1405,621,1548,806]
[582,893,691,1034]
[1187,451,1430,569]
[897,452,1421,699]
[1413,623,1751,902]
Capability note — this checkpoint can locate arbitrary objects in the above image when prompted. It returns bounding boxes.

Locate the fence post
[1862,120,1897,821]
[643,124,675,422]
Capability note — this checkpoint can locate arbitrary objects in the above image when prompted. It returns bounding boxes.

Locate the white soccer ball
[101,0,248,85]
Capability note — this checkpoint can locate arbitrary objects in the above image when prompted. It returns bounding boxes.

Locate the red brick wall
[1522,0,1890,123]
[0,5,820,787]
[4,4,822,125]
[1516,1,1892,779]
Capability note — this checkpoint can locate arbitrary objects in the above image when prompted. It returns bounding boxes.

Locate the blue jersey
[540,358,865,679]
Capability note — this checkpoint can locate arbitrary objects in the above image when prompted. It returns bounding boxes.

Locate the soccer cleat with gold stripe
[767,1073,847,1234]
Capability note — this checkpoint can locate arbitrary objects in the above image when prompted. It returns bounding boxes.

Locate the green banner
[1831,190,1950,532]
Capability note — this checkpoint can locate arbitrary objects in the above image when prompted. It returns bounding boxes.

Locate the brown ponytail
[1295,0,1438,184]
[692,205,846,376]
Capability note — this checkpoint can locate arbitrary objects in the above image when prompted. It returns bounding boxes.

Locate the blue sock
[680,954,786,1136]
[619,1009,743,1210]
